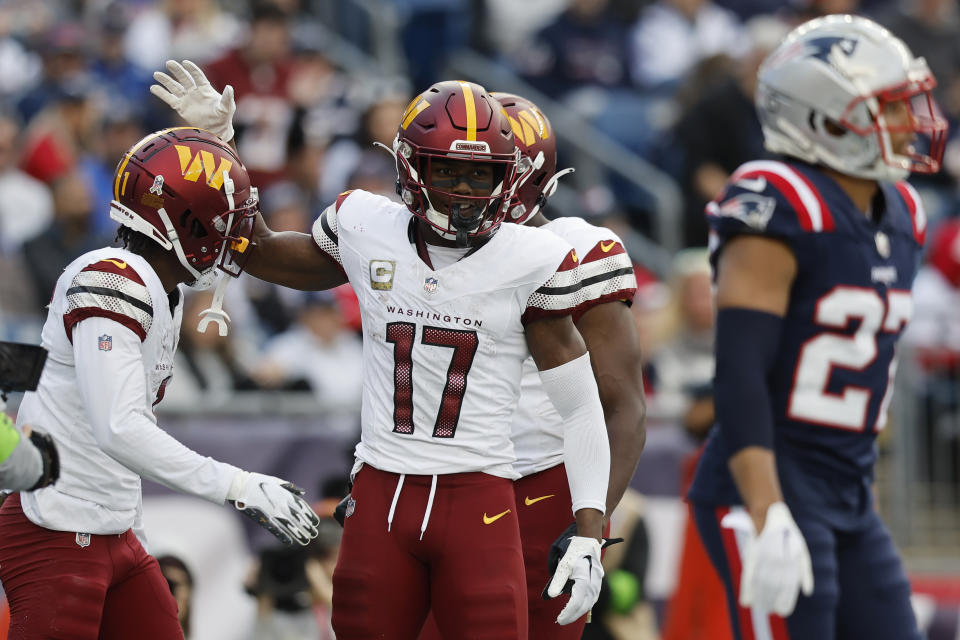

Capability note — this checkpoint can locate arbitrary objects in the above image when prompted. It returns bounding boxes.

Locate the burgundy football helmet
[392,80,519,246]
[109,127,258,288]
[491,92,573,225]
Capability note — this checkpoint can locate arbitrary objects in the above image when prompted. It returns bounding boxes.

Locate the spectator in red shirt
[203,2,296,188]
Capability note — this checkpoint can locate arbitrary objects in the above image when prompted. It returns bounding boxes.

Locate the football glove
[333,493,351,527]
[150,59,235,142]
[27,429,59,490]
[228,471,320,546]
[542,522,623,625]
[721,501,814,616]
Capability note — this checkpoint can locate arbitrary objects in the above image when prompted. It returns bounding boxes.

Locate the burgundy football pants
[332,465,527,639]
[419,463,588,640]
[0,493,183,639]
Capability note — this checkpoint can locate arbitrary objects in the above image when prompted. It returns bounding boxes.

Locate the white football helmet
[756,14,947,182]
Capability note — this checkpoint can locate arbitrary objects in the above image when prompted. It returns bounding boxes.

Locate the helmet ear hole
[189,218,207,239]
[823,118,847,137]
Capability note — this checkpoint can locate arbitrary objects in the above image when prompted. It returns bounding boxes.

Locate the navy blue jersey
[689,159,926,513]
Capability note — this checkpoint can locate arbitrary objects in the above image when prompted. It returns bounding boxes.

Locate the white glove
[545,536,604,625]
[721,502,814,616]
[227,471,320,546]
[150,59,236,142]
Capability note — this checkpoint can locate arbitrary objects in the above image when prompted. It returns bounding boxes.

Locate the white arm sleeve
[73,317,240,504]
[538,352,610,515]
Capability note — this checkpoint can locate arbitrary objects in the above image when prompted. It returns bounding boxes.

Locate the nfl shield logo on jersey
[424,276,439,294]
[75,532,91,548]
[345,496,356,519]
[98,335,112,351]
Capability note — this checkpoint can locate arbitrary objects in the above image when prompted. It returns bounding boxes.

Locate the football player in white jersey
[151,62,611,639]
[418,92,647,639]
[0,128,320,639]
[498,92,646,638]
[420,92,647,640]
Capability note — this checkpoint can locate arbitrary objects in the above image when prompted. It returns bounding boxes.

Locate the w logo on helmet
[506,108,549,147]
[174,145,233,190]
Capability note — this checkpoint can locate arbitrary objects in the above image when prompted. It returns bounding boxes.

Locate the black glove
[333,493,352,527]
[541,521,623,600]
[28,430,59,490]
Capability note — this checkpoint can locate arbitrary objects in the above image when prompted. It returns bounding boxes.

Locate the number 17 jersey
[311,190,583,479]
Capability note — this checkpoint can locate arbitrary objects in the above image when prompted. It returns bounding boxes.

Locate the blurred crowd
[1,0,959,395]
[0,0,960,637]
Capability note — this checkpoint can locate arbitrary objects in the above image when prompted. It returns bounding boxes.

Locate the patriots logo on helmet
[805,36,858,63]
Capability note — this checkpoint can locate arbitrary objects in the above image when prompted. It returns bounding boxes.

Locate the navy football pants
[693,502,922,640]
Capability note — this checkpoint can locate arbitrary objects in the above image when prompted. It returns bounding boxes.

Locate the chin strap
[449,204,483,248]
[197,168,238,336]
[156,207,205,283]
[197,274,232,336]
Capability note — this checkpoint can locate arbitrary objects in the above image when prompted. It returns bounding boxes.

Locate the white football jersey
[512,217,637,477]
[18,247,238,537]
[311,190,583,478]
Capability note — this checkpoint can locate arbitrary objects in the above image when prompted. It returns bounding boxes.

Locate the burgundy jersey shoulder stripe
[63,307,148,342]
[81,259,146,285]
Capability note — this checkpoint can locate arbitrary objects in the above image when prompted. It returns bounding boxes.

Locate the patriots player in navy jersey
[688,15,947,640]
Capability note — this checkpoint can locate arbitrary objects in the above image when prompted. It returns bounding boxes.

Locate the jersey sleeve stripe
[790,166,834,231]
[532,261,581,295]
[523,255,585,324]
[66,285,154,317]
[731,160,833,232]
[81,260,146,285]
[580,266,635,290]
[64,267,154,342]
[895,181,927,245]
[63,307,149,342]
[311,205,345,269]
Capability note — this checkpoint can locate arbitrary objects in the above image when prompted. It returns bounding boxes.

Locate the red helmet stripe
[458,81,477,141]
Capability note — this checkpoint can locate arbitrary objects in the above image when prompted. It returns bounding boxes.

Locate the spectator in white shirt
[254,290,363,411]
[630,0,747,89]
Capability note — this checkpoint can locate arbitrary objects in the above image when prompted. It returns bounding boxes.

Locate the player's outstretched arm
[576,301,646,517]
[714,234,813,615]
[526,315,610,625]
[73,318,319,544]
[243,212,348,291]
[149,59,346,292]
